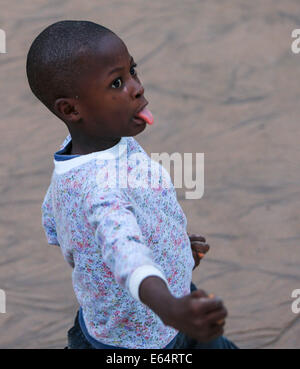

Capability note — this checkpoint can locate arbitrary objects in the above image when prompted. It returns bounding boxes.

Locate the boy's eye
[111,63,138,89]
[112,78,122,89]
[130,63,137,76]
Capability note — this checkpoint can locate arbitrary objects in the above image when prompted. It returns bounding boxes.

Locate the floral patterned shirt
[42,135,194,348]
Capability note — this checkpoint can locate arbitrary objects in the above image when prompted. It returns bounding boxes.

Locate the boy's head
[26,20,148,142]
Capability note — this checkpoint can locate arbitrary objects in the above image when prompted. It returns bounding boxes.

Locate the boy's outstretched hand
[165,289,227,342]
[140,277,227,344]
[188,233,210,269]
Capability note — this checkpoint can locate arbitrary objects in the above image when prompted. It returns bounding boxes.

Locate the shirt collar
[53,136,128,175]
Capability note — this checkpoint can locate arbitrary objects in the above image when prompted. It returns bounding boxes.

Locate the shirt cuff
[128,265,169,302]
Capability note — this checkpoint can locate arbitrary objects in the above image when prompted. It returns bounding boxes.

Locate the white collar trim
[54,136,128,175]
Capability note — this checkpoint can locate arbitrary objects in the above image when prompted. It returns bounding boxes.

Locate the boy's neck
[69,135,122,156]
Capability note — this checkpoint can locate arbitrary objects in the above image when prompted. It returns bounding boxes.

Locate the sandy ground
[0,0,300,348]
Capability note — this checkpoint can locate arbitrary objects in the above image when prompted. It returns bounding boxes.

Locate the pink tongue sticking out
[136,107,154,125]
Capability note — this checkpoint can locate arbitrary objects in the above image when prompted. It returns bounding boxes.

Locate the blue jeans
[67,283,238,349]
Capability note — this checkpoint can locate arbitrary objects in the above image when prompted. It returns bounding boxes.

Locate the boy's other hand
[165,289,227,343]
[188,233,210,269]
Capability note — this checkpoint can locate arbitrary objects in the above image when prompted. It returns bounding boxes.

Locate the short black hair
[26,20,115,112]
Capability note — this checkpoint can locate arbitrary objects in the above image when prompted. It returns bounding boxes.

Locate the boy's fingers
[192,250,201,263]
[191,243,210,254]
[206,308,228,325]
[191,289,208,299]
[189,234,206,243]
[207,294,226,325]
[197,297,225,314]
[192,252,200,269]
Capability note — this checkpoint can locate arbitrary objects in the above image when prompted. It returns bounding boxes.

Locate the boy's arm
[86,187,226,342]
[139,276,227,343]
[85,187,168,293]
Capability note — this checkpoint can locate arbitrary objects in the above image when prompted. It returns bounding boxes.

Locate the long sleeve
[84,187,169,301]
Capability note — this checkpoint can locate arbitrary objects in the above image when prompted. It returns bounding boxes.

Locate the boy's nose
[135,83,144,98]
[130,79,144,99]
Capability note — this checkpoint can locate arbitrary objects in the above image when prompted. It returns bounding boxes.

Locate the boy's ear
[54,98,82,123]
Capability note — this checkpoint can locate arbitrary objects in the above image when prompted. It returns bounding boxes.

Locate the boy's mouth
[133,104,154,125]
[132,116,147,126]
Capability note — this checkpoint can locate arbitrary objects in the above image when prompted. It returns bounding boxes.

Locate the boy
[27,20,237,349]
